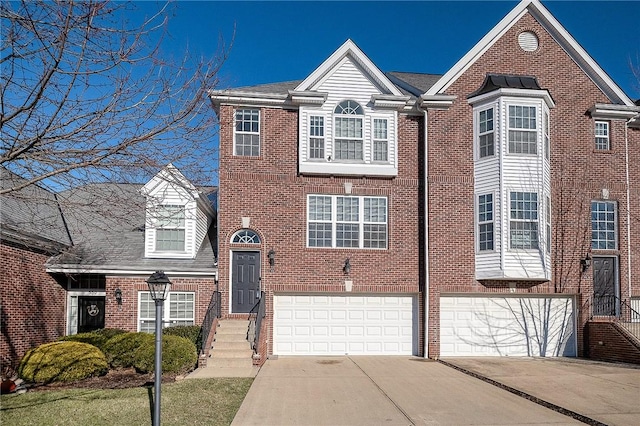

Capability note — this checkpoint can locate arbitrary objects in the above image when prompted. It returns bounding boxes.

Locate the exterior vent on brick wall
[518,31,539,52]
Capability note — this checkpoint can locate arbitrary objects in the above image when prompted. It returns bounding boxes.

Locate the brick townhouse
[209,0,640,363]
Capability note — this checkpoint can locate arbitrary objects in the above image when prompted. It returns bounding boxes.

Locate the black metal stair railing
[199,291,221,356]
[248,293,265,353]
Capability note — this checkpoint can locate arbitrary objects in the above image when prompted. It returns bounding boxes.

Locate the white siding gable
[297,54,401,177]
[142,165,213,259]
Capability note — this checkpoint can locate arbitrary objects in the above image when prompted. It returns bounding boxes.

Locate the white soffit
[425,0,635,107]
[294,39,404,97]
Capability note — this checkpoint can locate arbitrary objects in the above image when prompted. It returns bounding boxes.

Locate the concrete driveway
[230,356,640,425]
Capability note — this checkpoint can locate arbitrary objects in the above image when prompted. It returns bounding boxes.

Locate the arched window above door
[231,229,261,244]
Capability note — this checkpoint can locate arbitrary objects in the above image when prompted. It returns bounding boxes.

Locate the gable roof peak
[294,39,403,97]
[426,0,635,106]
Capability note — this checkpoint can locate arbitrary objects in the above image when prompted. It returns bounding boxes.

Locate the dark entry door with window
[78,296,105,333]
[232,251,260,313]
[593,256,618,316]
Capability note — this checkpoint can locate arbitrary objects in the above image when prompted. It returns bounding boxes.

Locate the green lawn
[0,378,253,426]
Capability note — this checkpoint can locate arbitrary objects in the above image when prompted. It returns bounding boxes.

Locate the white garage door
[440,295,576,357]
[274,294,418,355]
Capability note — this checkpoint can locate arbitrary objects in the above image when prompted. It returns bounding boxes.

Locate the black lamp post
[146,271,172,426]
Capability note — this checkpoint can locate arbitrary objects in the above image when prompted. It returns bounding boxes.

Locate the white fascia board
[468,88,555,108]
[294,39,404,96]
[289,90,328,105]
[299,162,398,178]
[420,94,457,110]
[371,94,411,110]
[208,90,290,108]
[589,104,640,120]
[425,1,531,96]
[45,266,217,278]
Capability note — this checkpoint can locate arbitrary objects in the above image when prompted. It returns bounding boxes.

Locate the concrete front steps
[187,319,260,378]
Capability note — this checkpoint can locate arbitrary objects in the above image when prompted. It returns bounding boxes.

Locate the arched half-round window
[334,100,363,115]
[231,229,261,244]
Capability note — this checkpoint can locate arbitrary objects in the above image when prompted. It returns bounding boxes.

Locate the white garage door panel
[440,296,576,357]
[274,295,417,355]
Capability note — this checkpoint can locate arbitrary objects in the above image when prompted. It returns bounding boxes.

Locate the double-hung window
[510,191,538,249]
[373,118,388,161]
[508,105,537,154]
[591,201,616,249]
[235,109,260,156]
[478,108,495,158]
[478,194,494,251]
[546,196,551,253]
[544,110,550,160]
[139,292,195,333]
[155,205,185,251]
[307,195,387,249]
[309,116,325,159]
[334,100,364,161]
[595,121,610,150]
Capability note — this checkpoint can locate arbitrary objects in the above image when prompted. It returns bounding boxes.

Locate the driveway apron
[231,356,581,425]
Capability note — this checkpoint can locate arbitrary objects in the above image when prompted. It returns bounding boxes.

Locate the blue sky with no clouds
[143,0,640,100]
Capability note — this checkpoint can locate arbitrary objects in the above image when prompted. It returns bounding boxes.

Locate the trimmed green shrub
[133,335,197,375]
[103,332,154,369]
[163,325,202,349]
[58,328,127,353]
[18,341,108,384]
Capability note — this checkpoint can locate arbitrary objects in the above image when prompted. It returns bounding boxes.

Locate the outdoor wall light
[343,258,351,275]
[268,249,276,267]
[580,253,591,273]
[114,288,123,305]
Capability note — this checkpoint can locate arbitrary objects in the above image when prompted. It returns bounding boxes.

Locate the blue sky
[146,0,640,100]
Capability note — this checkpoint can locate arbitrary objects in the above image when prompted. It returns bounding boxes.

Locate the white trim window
[508,105,537,155]
[155,205,186,251]
[138,291,195,333]
[591,201,617,250]
[510,191,539,250]
[234,108,260,156]
[477,194,494,251]
[373,118,389,162]
[309,115,325,159]
[478,108,495,158]
[307,194,387,249]
[334,100,364,161]
[544,110,550,160]
[595,121,610,150]
[546,196,551,254]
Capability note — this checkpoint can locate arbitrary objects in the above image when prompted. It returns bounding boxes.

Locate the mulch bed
[25,368,179,393]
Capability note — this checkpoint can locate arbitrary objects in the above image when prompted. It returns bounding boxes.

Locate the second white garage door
[440,295,577,357]
[274,294,418,355]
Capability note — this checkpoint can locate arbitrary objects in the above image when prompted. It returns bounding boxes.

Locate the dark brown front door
[592,256,618,316]
[78,296,105,333]
[232,251,260,313]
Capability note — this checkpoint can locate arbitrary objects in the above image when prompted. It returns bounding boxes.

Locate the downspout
[423,108,430,359]
[625,118,632,300]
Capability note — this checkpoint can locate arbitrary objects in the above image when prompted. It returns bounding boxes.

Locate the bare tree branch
[1,0,229,196]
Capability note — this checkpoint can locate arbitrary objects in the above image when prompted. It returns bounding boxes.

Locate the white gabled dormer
[141,164,214,259]
[292,39,410,178]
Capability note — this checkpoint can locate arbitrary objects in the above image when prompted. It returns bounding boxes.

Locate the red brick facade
[0,242,66,369]
[104,276,217,333]
[586,321,640,365]
[214,5,639,361]
[425,13,640,358]
[217,107,424,359]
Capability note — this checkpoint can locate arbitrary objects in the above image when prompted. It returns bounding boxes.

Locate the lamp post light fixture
[146,271,172,426]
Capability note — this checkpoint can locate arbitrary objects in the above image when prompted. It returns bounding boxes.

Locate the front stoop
[187,319,260,378]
